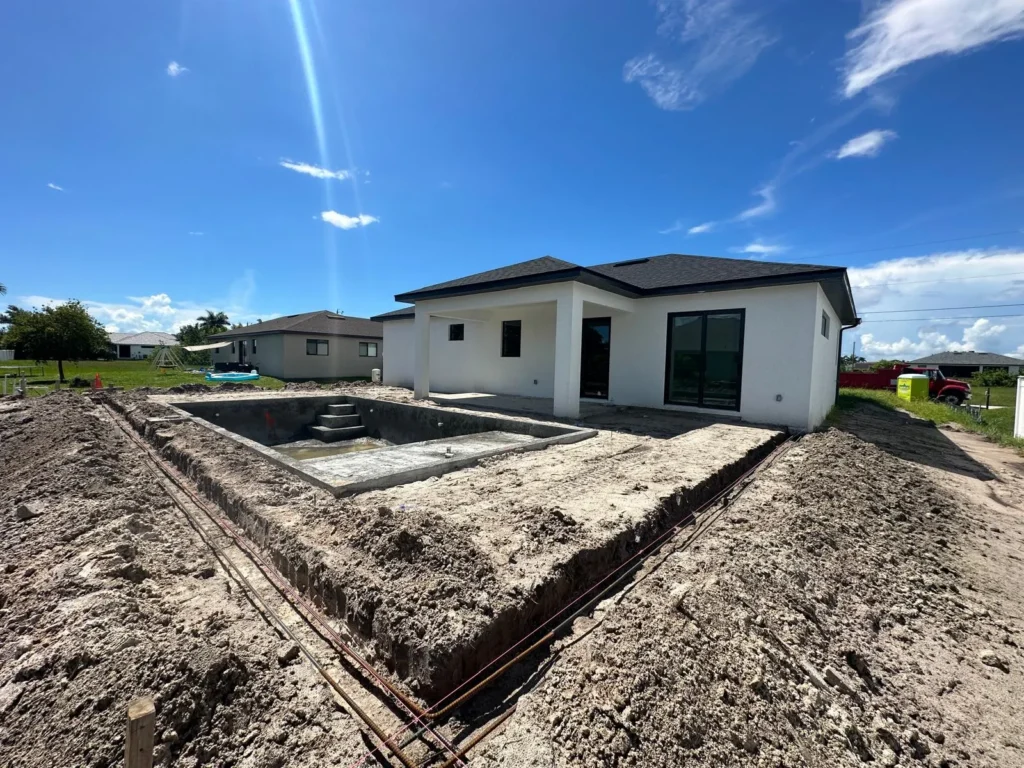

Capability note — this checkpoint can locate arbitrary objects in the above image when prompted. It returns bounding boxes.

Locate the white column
[553,285,583,418]
[414,307,430,399]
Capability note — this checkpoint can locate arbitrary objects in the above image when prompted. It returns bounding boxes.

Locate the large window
[664,310,745,411]
[449,323,464,341]
[359,341,378,357]
[306,339,329,356]
[501,320,521,357]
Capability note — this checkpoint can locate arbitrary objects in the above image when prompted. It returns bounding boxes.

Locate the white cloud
[321,211,379,230]
[279,160,353,181]
[16,272,265,334]
[188,231,204,236]
[166,61,188,77]
[659,220,685,235]
[849,248,1024,359]
[47,183,64,192]
[834,129,898,159]
[859,319,1009,358]
[624,0,775,110]
[737,184,777,220]
[843,0,1024,98]
[730,239,787,256]
[688,221,716,235]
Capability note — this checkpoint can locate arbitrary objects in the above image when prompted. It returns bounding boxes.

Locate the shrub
[971,369,1017,388]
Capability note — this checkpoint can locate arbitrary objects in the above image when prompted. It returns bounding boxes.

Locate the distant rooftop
[107,331,177,346]
[210,310,383,339]
[911,351,1024,366]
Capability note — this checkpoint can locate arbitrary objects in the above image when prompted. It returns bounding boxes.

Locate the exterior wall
[382,322,415,387]
[605,282,820,430]
[111,344,159,360]
[211,333,381,380]
[807,284,842,429]
[387,280,835,431]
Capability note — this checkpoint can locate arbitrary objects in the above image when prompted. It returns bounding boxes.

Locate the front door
[238,340,247,364]
[580,317,611,399]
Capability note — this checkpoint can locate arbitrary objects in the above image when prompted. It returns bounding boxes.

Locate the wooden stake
[124,697,156,768]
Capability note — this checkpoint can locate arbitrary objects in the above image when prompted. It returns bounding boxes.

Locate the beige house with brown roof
[208,311,383,381]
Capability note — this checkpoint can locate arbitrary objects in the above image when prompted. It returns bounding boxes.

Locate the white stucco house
[372,254,858,432]
[108,331,178,360]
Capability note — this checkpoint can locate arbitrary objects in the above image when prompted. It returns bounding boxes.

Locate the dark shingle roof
[911,351,1024,366]
[587,253,840,291]
[210,311,382,339]
[371,307,415,322]
[393,252,855,322]
[398,256,579,299]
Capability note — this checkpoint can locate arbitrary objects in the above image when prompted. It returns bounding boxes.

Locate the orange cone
[93,373,102,389]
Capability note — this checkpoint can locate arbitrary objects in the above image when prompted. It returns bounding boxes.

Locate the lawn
[830,386,1024,453]
[0,359,286,395]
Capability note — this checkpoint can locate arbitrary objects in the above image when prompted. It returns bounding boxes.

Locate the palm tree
[197,310,229,335]
[0,283,6,295]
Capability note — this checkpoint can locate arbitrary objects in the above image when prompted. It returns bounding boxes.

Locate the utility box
[897,373,928,401]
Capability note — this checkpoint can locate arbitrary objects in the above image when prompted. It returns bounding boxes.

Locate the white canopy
[182,341,233,352]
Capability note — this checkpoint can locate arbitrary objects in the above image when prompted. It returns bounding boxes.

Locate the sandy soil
[109,389,781,701]
[473,408,1024,768]
[0,393,365,768]
[6,387,1024,768]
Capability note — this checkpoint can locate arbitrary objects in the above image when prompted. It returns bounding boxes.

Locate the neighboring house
[372,254,857,431]
[108,331,178,360]
[911,351,1023,378]
[208,311,383,380]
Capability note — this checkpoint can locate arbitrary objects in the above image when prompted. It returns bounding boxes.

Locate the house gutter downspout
[836,318,863,405]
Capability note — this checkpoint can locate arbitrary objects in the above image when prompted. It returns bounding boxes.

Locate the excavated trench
[110,394,784,702]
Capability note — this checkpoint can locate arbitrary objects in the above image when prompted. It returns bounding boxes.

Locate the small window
[252,338,257,353]
[231,341,236,354]
[306,339,329,356]
[359,341,378,357]
[820,310,830,339]
[501,320,522,358]
[449,323,465,341]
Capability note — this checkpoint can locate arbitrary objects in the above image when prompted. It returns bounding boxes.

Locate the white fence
[0,350,13,361]
[1016,377,1024,439]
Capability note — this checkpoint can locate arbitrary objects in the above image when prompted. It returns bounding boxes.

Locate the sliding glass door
[665,309,745,411]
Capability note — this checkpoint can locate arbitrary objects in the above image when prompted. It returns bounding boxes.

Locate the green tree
[871,359,904,371]
[197,310,229,335]
[840,353,866,371]
[175,322,208,346]
[0,283,6,295]
[6,301,109,382]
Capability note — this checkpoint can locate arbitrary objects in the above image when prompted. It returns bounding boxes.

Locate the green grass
[0,359,286,394]
[829,386,1024,453]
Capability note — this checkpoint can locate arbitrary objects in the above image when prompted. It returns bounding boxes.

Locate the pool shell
[163,394,597,495]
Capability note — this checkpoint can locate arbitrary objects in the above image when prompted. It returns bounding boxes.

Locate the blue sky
[2,0,1024,359]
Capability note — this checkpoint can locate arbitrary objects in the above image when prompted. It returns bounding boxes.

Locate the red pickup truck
[839,365,972,405]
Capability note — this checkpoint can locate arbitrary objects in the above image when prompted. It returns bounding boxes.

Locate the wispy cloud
[737,184,777,220]
[624,0,776,110]
[688,221,716,235]
[730,239,787,256]
[833,129,898,159]
[842,0,1024,98]
[19,273,265,334]
[166,61,188,77]
[47,183,64,192]
[280,159,352,181]
[188,231,204,236]
[659,220,686,235]
[321,211,379,230]
[850,247,1024,359]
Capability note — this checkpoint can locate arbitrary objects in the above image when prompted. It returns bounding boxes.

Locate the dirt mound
[284,382,322,391]
[475,428,1024,767]
[0,392,363,767]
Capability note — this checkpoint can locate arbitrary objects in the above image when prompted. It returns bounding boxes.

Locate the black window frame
[448,323,465,341]
[501,320,522,358]
[663,308,746,412]
[821,310,830,339]
[359,341,378,357]
[252,337,257,353]
[306,338,329,356]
